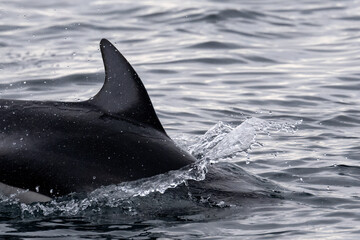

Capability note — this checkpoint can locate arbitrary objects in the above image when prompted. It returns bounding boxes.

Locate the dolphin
[0,39,195,203]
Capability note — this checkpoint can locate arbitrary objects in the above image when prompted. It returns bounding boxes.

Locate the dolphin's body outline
[0,39,195,203]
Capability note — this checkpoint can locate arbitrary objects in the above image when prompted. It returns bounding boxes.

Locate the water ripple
[0,0,360,238]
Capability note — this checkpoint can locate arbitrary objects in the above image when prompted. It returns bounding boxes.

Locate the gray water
[0,0,360,239]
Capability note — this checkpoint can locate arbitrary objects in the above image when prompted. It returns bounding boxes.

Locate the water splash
[188,117,301,161]
[17,160,210,216]
[189,120,256,160]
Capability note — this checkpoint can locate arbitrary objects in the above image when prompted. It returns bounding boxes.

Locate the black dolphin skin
[0,39,195,201]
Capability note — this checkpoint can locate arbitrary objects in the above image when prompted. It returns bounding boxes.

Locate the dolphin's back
[0,39,195,199]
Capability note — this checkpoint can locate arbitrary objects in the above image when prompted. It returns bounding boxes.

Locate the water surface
[0,0,360,239]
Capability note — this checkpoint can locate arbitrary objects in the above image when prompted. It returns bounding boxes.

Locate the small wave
[187,41,242,50]
[183,9,267,24]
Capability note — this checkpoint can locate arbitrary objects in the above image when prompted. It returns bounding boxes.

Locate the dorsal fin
[89,39,165,133]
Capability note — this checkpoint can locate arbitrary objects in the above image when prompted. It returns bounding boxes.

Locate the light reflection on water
[0,0,360,239]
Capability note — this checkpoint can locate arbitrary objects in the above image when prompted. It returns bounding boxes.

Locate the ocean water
[0,0,360,239]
